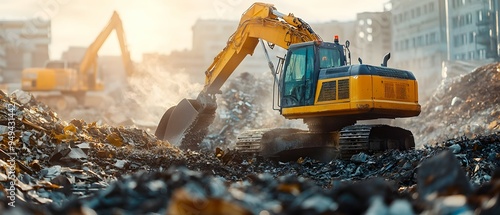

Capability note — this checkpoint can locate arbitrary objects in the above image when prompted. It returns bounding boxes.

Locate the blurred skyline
[0,0,390,61]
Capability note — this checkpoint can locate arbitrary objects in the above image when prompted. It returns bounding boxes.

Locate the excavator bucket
[155,97,216,149]
[155,99,200,146]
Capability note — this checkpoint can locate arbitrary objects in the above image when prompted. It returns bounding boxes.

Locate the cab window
[282,46,314,107]
[319,48,341,69]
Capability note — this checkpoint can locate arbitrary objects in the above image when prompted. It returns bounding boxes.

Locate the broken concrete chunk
[332,178,397,215]
[351,152,369,163]
[50,175,72,196]
[448,144,462,154]
[40,165,62,179]
[76,142,91,153]
[21,131,32,144]
[114,160,127,169]
[11,90,33,105]
[62,148,88,163]
[0,125,8,134]
[434,105,444,112]
[417,150,472,201]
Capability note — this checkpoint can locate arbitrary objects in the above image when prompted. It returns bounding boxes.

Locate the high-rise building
[0,19,51,83]
[446,0,499,61]
[355,11,392,65]
[0,36,6,79]
[391,0,448,98]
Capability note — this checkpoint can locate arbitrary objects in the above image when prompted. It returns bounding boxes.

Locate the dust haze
[0,0,390,60]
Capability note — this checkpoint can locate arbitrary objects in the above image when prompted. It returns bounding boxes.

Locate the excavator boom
[78,11,134,91]
[203,3,321,94]
[155,3,323,147]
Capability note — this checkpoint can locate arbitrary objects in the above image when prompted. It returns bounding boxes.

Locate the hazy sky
[0,0,390,61]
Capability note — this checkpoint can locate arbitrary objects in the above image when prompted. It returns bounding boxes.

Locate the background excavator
[20,11,134,112]
[155,2,421,160]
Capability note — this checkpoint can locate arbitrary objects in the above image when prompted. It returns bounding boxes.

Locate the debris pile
[397,63,500,145]
[89,133,500,215]
[1,65,500,214]
[207,72,292,149]
[0,89,227,209]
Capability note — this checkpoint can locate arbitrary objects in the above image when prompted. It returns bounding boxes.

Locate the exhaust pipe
[381,53,391,67]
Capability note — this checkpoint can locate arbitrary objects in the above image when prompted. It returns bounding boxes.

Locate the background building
[354,11,392,65]
[0,19,50,83]
[146,19,356,85]
[311,20,357,61]
[391,0,448,99]
[189,19,286,84]
[0,36,6,79]
[447,0,500,61]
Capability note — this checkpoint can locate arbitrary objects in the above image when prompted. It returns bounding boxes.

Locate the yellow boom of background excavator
[21,11,134,111]
[155,2,421,160]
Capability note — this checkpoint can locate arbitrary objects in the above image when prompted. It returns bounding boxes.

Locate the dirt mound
[397,63,500,145]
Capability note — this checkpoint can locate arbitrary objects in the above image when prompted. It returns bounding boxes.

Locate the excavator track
[235,129,273,154]
[338,125,372,159]
[236,128,340,161]
[235,124,415,161]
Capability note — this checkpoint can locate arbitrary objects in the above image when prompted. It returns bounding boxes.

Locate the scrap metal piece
[0,148,34,175]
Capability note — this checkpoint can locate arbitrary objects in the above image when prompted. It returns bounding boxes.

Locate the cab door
[281,45,315,108]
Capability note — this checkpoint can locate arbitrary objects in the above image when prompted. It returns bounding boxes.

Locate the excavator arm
[203,2,321,94]
[155,2,322,148]
[79,11,134,90]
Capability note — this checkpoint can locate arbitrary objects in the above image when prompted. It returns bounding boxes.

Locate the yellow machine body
[282,73,420,119]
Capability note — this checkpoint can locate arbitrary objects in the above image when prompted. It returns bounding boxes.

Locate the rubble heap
[2,137,500,214]
[399,63,500,145]
[204,72,306,149]
[0,90,231,208]
[92,137,500,214]
[207,72,290,149]
[1,73,500,214]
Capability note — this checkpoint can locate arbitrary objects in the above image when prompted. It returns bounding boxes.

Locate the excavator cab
[280,41,346,108]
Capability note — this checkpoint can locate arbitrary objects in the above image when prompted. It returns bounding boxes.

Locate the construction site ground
[0,63,499,214]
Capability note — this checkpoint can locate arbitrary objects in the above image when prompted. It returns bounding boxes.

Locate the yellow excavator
[21,11,134,111]
[155,2,421,160]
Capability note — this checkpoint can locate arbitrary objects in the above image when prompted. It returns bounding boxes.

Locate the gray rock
[417,150,472,201]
